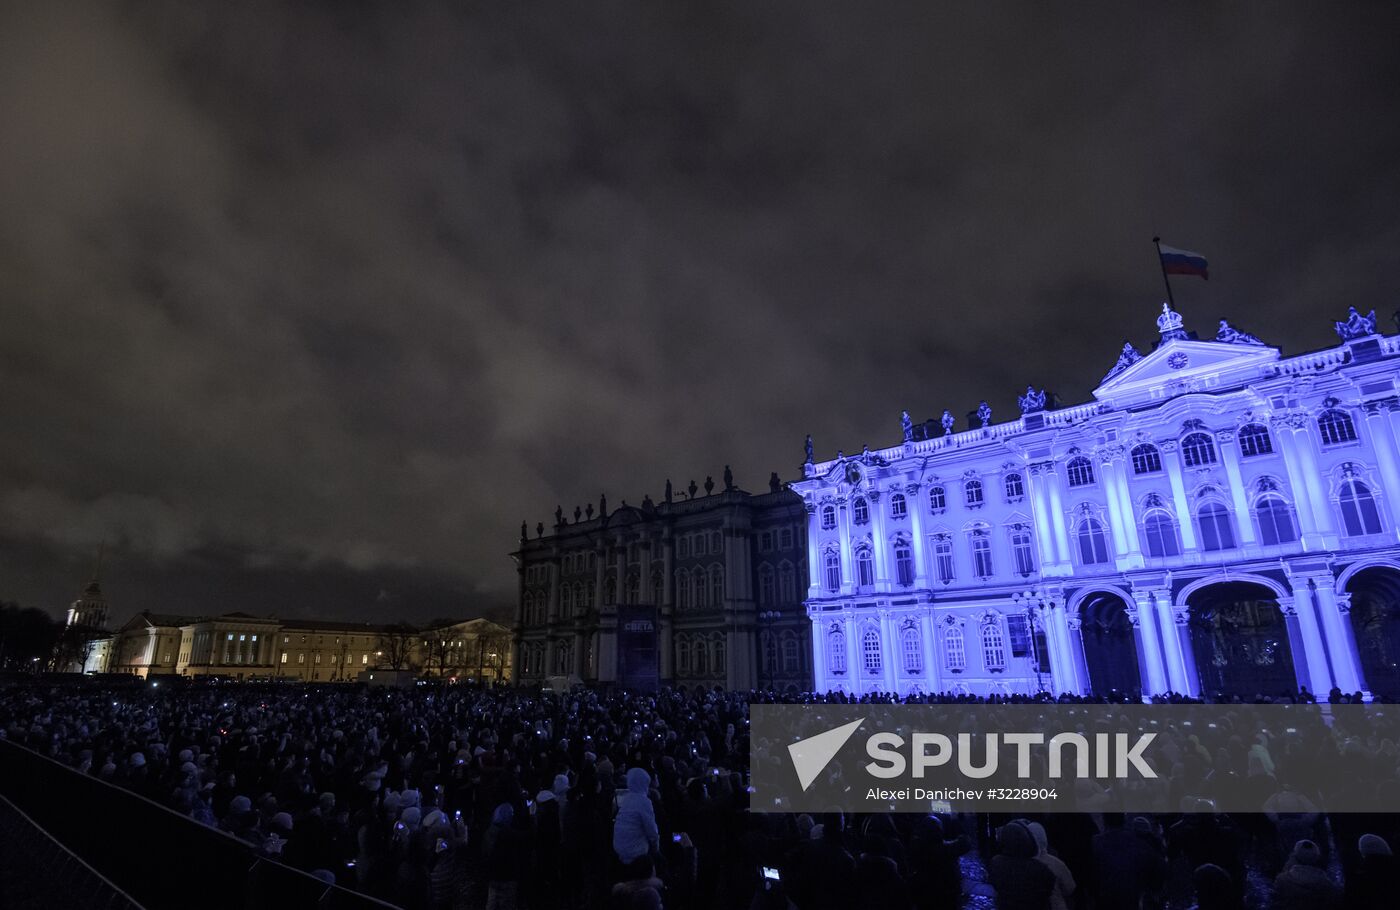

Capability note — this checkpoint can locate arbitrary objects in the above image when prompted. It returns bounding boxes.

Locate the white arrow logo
[788,718,866,791]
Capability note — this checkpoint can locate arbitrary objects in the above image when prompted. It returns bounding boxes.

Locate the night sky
[3,3,1399,626]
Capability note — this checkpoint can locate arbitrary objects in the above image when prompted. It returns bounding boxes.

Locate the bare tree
[376,622,417,671]
[421,619,460,677]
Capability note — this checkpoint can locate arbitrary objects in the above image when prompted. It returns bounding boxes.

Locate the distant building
[513,473,811,691]
[792,304,1400,699]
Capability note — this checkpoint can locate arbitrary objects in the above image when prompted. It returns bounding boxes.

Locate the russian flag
[1158,244,1209,280]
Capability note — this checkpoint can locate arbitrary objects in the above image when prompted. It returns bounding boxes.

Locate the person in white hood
[612,766,659,864]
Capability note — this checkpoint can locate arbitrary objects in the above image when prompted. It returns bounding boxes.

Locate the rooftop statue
[1017,386,1047,414]
[1157,301,1188,340]
[941,409,955,435]
[976,401,992,428]
[1215,319,1264,346]
[901,410,913,441]
[1335,306,1378,341]
[1103,341,1143,381]
[804,435,814,464]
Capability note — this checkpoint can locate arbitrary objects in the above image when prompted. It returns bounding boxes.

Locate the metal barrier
[0,740,399,910]
[0,792,144,910]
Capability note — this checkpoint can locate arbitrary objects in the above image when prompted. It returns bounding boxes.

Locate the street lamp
[1011,589,1047,695]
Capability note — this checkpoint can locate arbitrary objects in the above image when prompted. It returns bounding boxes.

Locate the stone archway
[1078,591,1141,697]
[1344,566,1400,699]
[1187,581,1296,698]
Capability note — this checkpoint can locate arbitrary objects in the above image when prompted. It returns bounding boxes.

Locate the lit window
[1255,497,1297,545]
[970,532,993,579]
[855,547,874,587]
[1197,502,1236,551]
[1318,409,1358,446]
[280,652,288,664]
[1132,444,1162,475]
[1077,518,1110,565]
[1143,511,1181,558]
[1339,480,1383,536]
[964,480,983,507]
[862,629,882,671]
[1181,433,1217,467]
[901,626,922,674]
[1238,424,1273,457]
[894,541,914,586]
[981,619,1006,671]
[852,499,869,525]
[823,550,842,593]
[1066,456,1095,487]
[829,629,847,673]
[361,654,368,665]
[298,653,305,665]
[821,506,837,530]
[227,634,234,641]
[944,624,966,671]
[1011,528,1035,575]
[890,493,907,518]
[932,536,955,584]
[1004,473,1024,501]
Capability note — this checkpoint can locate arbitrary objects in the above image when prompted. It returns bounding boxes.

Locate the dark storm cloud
[1,2,1398,623]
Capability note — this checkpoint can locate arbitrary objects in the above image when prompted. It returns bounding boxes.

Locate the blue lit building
[791,304,1400,699]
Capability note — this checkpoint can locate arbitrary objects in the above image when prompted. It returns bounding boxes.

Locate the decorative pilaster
[1282,577,1333,694]
[905,483,931,586]
[1311,576,1364,694]
[1065,614,1091,695]
[868,490,892,590]
[1216,429,1257,547]
[1160,440,1201,553]
[1362,400,1400,526]
[1151,590,1189,693]
[1126,596,1167,697]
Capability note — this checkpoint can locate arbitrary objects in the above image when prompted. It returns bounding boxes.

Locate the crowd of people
[0,679,1398,909]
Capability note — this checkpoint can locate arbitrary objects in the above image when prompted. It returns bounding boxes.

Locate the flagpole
[1152,236,1176,307]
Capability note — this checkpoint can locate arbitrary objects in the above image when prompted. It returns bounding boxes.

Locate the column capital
[1336,592,1353,614]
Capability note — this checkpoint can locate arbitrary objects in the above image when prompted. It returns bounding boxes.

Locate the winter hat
[422,809,446,830]
[491,803,514,826]
[1290,839,1324,867]
[178,749,193,763]
[230,795,254,814]
[129,752,146,768]
[1359,834,1393,857]
[399,789,421,809]
[271,812,294,832]
[400,807,422,829]
[535,790,556,804]
[553,773,571,797]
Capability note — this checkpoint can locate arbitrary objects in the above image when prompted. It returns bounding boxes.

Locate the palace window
[782,636,800,673]
[980,618,1006,671]
[821,506,837,530]
[1010,528,1035,576]
[712,637,726,673]
[1004,473,1025,501]
[1197,502,1236,551]
[943,624,966,671]
[1319,408,1359,445]
[760,531,773,551]
[1181,432,1218,467]
[758,564,775,604]
[1339,480,1383,536]
[692,639,707,675]
[970,531,993,579]
[901,625,922,674]
[964,479,984,507]
[829,629,847,673]
[1143,511,1181,558]
[852,498,869,525]
[862,628,883,671]
[1238,424,1273,457]
[1066,456,1095,487]
[855,546,875,587]
[1076,517,1110,565]
[779,528,793,549]
[1256,496,1297,545]
[890,493,908,519]
[677,636,691,674]
[894,540,915,586]
[932,536,955,584]
[678,537,690,558]
[709,565,724,604]
[823,550,842,593]
[694,535,707,557]
[1131,443,1162,475]
[779,562,796,601]
[693,572,707,608]
[929,486,947,513]
[675,569,690,609]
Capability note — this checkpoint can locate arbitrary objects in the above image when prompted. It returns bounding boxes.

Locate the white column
[1171,605,1200,698]
[920,612,940,692]
[1312,576,1363,693]
[804,504,822,598]
[1108,454,1144,566]
[1152,590,1189,693]
[1273,417,1322,543]
[1362,402,1400,526]
[843,613,859,692]
[880,610,898,693]
[907,486,931,586]
[1065,614,1091,695]
[1027,464,1061,569]
[1284,578,1333,694]
[868,492,892,589]
[1216,430,1258,546]
[1038,605,1068,694]
[1042,464,1074,571]
[1098,453,1131,560]
[1292,418,1338,539]
[810,616,826,690]
[837,501,855,594]
[1161,441,1200,551]
[1128,594,1168,696]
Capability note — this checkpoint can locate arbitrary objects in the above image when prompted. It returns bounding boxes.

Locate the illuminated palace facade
[791,304,1400,699]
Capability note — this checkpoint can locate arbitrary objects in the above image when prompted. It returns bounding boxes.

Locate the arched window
[758,564,775,604]
[855,546,875,587]
[965,479,984,507]
[828,628,847,673]
[1066,456,1095,487]
[970,530,993,579]
[894,540,914,586]
[821,506,836,530]
[929,486,947,513]
[901,625,922,673]
[560,587,572,613]
[604,576,617,605]
[1318,409,1358,446]
[1181,432,1217,467]
[781,636,800,673]
[1238,424,1273,457]
[676,635,691,674]
[693,571,708,608]
[1255,496,1297,545]
[1010,527,1035,575]
[675,569,690,610]
[710,565,724,605]
[932,535,955,584]
[1142,511,1181,558]
[692,639,707,675]
[778,562,796,601]
[1077,517,1110,565]
[943,624,965,671]
[712,636,726,674]
[890,493,908,518]
[761,633,777,676]
[823,550,841,592]
[694,535,706,557]
[1339,480,1383,536]
[862,628,882,671]
[1196,502,1236,551]
[1004,473,1025,501]
[852,498,869,525]
[626,573,640,605]
[981,618,1006,670]
[711,531,722,553]
[1131,443,1162,475]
